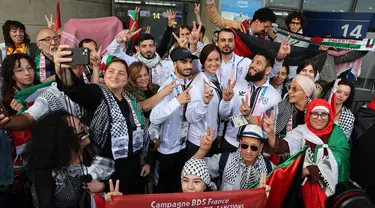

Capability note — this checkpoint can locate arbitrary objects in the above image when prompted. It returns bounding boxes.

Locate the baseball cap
[170,48,198,62]
[241,124,264,141]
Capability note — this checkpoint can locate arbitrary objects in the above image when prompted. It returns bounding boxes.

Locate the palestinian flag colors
[55,2,61,32]
[250,147,308,208]
[13,81,54,114]
[127,10,140,55]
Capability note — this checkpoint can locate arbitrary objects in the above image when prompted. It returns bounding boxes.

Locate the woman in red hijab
[264,99,350,208]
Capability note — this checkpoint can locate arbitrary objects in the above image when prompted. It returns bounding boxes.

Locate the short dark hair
[254,51,274,69]
[200,44,222,67]
[1,53,37,96]
[338,79,355,109]
[200,25,206,37]
[135,34,155,46]
[285,11,306,28]
[213,30,220,35]
[253,8,276,23]
[2,20,31,49]
[281,63,290,75]
[218,28,236,39]
[297,60,318,78]
[78,38,97,48]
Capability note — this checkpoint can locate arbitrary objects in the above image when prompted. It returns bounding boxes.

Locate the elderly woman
[264,99,350,208]
[54,45,150,195]
[0,20,38,63]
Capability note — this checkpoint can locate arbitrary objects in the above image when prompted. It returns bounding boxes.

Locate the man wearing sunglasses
[193,124,273,190]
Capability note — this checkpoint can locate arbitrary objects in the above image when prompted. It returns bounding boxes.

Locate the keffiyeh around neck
[134,53,162,69]
[181,158,217,191]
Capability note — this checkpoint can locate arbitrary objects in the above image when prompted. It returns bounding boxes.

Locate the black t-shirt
[295,109,305,127]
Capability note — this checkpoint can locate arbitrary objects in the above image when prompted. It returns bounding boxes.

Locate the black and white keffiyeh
[181,158,218,191]
[269,97,294,135]
[224,150,268,190]
[337,106,355,143]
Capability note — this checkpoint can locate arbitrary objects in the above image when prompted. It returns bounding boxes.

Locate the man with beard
[107,32,174,87]
[217,28,289,88]
[219,52,281,152]
[34,28,60,82]
[150,48,197,193]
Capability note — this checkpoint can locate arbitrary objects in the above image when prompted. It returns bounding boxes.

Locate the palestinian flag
[13,81,54,114]
[127,10,140,55]
[55,2,61,32]
[232,29,324,66]
[250,147,308,208]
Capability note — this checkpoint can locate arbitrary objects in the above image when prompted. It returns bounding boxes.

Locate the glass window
[303,0,353,12]
[355,0,375,12]
[267,0,301,9]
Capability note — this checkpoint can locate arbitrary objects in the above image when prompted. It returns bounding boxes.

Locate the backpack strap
[219,152,230,179]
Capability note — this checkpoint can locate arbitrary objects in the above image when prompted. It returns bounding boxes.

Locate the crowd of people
[0,0,375,207]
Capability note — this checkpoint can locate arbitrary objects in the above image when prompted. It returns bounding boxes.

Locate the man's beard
[245,69,265,82]
[44,46,58,57]
[221,47,233,55]
[177,68,192,77]
[141,52,155,60]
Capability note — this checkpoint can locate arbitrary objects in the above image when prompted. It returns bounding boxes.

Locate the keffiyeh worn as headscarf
[305,99,335,138]
[181,158,217,191]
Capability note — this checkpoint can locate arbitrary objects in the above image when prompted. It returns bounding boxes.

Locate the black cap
[170,48,198,62]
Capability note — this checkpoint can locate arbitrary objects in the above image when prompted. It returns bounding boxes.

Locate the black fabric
[351,124,375,188]
[351,107,375,145]
[219,152,230,181]
[295,108,305,126]
[265,158,272,174]
[235,30,325,66]
[156,26,175,58]
[143,89,155,118]
[219,138,237,153]
[154,149,187,193]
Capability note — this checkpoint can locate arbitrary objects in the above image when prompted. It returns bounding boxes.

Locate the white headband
[312,106,329,113]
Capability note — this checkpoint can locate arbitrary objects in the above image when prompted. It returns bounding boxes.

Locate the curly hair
[285,11,306,28]
[1,53,37,96]
[338,79,355,109]
[2,20,31,49]
[26,111,81,173]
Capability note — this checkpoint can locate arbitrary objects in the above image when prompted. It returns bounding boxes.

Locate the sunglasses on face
[240,144,259,151]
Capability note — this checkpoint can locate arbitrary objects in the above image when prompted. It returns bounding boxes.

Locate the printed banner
[106,188,266,208]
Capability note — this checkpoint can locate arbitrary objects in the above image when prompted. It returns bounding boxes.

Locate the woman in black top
[54,45,150,195]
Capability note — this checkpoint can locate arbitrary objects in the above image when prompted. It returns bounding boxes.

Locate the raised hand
[10,99,23,112]
[277,35,291,60]
[176,85,193,105]
[258,173,271,198]
[263,110,275,135]
[145,26,151,34]
[54,45,73,75]
[167,10,177,27]
[199,125,216,151]
[189,21,202,45]
[104,179,123,203]
[90,46,102,68]
[194,3,200,14]
[116,26,142,44]
[202,79,214,104]
[172,30,188,48]
[135,7,140,14]
[45,14,55,30]
[223,79,236,101]
[161,80,180,96]
[240,95,251,116]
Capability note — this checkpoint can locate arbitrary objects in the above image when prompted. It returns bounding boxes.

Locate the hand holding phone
[62,48,90,65]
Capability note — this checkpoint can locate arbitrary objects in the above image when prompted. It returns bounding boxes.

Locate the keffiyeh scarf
[224,149,268,190]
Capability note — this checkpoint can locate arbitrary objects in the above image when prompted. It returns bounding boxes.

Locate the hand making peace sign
[116,23,142,44]
[263,110,275,135]
[104,179,123,203]
[223,79,236,101]
[240,94,251,117]
[277,35,291,60]
[45,14,55,31]
[199,125,216,151]
[202,79,214,104]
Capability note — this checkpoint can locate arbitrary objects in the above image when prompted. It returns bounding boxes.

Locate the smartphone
[62,48,90,65]
[0,102,8,116]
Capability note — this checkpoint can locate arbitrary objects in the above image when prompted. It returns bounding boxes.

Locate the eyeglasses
[38,36,60,43]
[290,21,302,25]
[310,112,329,119]
[240,144,259,151]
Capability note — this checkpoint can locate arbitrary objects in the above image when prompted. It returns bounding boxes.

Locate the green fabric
[13,81,53,114]
[34,53,41,82]
[249,146,308,188]
[313,124,350,182]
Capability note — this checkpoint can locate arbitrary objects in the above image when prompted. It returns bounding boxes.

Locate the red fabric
[232,28,252,57]
[270,153,280,166]
[55,2,61,31]
[127,12,140,55]
[94,194,105,208]
[311,36,323,44]
[305,99,334,138]
[265,152,304,208]
[367,98,375,111]
[300,180,327,208]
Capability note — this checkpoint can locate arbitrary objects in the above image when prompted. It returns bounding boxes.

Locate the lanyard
[218,54,236,83]
[122,92,144,127]
[170,74,185,118]
[247,84,268,115]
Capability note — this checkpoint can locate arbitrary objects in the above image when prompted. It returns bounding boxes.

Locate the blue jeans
[0,129,13,186]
